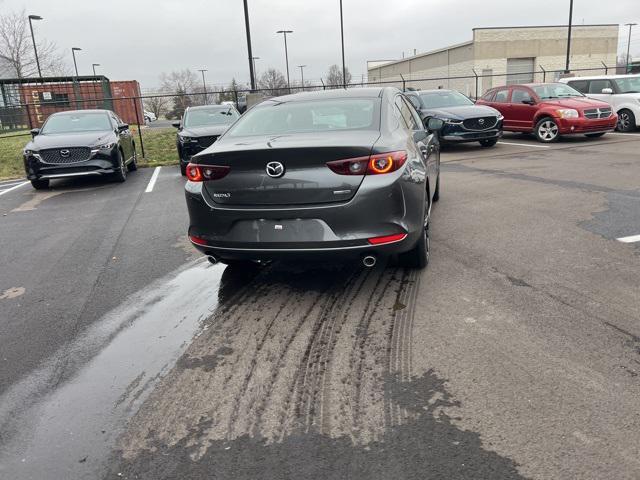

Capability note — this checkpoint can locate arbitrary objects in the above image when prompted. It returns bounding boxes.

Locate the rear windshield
[613,77,640,94]
[532,84,583,99]
[225,98,380,137]
[41,112,112,133]
[184,107,239,127]
[419,91,473,108]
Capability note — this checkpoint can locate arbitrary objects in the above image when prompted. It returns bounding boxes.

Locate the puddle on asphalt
[0,258,226,479]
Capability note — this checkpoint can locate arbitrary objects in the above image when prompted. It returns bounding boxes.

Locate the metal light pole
[276,30,293,91]
[198,69,208,103]
[625,23,638,71]
[28,15,43,78]
[339,0,346,88]
[243,0,256,90]
[298,65,307,90]
[565,0,574,73]
[71,47,82,76]
[92,63,100,76]
[251,56,260,77]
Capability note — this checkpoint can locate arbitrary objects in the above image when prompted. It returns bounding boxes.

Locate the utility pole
[339,0,346,88]
[626,23,638,72]
[276,30,293,91]
[243,0,256,90]
[92,63,100,76]
[28,15,43,78]
[298,65,307,90]
[198,69,208,103]
[251,56,260,78]
[565,0,574,73]
[71,47,82,77]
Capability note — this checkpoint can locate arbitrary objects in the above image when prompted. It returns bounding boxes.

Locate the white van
[559,75,640,132]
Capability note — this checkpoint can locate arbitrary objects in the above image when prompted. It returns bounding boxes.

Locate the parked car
[23,109,137,190]
[144,110,157,122]
[477,83,618,143]
[559,74,640,132]
[173,105,240,175]
[184,87,442,269]
[405,89,503,147]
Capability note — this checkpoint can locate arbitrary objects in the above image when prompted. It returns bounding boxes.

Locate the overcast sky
[2,0,639,90]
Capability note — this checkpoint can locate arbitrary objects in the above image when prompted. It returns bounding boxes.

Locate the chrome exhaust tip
[362,255,377,268]
[207,255,219,265]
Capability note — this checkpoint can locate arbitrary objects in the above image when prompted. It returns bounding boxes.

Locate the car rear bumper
[556,116,618,134]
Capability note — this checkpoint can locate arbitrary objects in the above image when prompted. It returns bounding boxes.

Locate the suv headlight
[178,135,194,143]
[496,114,504,121]
[556,109,579,119]
[91,142,116,154]
[442,118,463,125]
[24,149,41,159]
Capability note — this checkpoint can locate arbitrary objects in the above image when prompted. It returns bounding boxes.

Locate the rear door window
[567,80,589,94]
[588,79,613,94]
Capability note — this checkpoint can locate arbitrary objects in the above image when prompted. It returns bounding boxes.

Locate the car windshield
[183,107,239,127]
[41,112,112,133]
[225,98,379,137]
[418,91,474,108]
[532,84,583,99]
[613,77,640,93]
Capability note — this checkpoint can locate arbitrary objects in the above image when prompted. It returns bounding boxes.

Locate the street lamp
[625,23,638,71]
[71,47,82,77]
[564,0,574,73]
[276,30,293,91]
[298,65,307,90]
[198,69,208,104]
[243,0,256,90]
[28,14,43,78]
[92,63,100,76]
[251,56,260,78]
[339,0,346,88]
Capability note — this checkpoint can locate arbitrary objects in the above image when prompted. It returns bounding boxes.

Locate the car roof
[558,74,640,81]
[187,104,236,111]
[51,109,110,116]
[268,87,392,104]
[408,89,456,94]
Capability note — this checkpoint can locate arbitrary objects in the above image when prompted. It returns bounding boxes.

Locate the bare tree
[325,64,352,88]
[143,94,170,119]
[258,68,287,96]
[159,69,198,118]
[0,9,68,78]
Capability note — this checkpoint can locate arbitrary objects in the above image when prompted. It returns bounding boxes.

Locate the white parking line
[0,181,28,197]
[617,234,640,243]
[145,166,161,193]
[498,141,551,149]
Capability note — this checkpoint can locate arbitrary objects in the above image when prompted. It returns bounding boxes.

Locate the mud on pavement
[109,261,525,480]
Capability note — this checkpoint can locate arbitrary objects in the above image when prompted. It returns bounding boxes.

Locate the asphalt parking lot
[0,132,639,479]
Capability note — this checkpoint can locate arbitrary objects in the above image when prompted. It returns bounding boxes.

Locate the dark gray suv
[184,87,442,269]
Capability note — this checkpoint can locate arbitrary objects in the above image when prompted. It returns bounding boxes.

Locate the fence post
[601,61,608,75]
[400,73,406,91]
[132,97,146,158]
[540,65,547,82]
[472,69,479,100]
[320,79,326,90]
[25,102,33,130]
[233,89,239,109]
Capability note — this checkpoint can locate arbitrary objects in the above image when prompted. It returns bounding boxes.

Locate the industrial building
[367,25,619,97]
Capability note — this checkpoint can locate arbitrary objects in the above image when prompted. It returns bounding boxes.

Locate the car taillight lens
[367,233,407,245]
[326,151,407,175]
[186,163,230,182]
[189,234,208,246]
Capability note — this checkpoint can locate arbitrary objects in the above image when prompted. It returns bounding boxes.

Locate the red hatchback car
[477,83,618,143]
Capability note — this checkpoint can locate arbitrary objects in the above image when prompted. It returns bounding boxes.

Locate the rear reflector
[189,235,209,246]
[186,163,230,182]
[367,233,407,245]
[327,151,408,175]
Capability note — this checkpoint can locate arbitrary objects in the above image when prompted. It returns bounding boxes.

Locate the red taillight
[367,233,407,245]
[186,163,230,182]
[326,151,407,176]
[189,234,209,246]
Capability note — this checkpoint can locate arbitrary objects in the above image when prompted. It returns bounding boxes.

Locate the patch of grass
[0,127,178,180]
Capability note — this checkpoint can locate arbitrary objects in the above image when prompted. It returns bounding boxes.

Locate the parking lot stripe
[0,181,28,197]
[498,141,550,149]
[617,234,640,243]
[145,167,161,193]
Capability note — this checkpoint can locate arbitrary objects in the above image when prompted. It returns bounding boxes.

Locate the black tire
[534,117,560,143]
[479,138,498,147]
[399,196,430,269]
[616,109,636,132]
[112,149,127,183]
[180,162,187,176]
[585,132,606,138]
[30,179,49,190]
[432,174,440,202]
[126,144,138,171]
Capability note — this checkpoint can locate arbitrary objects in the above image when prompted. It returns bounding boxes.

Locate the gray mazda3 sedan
[184,87,442,269]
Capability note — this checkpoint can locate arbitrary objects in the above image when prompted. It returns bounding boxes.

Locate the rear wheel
[534,117,560,143]
[126,144,138,171]
[112,149,127,183]
[479,138,498,147]
[400,196,430,269]
[616,109,636,132]
[585,132,606,138]
[30,179,49,190]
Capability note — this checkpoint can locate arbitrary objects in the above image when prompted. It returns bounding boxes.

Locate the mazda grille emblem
[478,118,485,125]
[60,149,70,157]
[266,161,285,178]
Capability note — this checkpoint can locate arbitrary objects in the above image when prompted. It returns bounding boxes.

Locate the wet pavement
[1,132,640,479]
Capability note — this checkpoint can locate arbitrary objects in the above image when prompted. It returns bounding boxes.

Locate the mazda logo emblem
[60,149,70,157]
[266,161,285,178]
[478,118,485,125]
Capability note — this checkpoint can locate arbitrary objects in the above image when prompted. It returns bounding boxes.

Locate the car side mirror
[117,124,129,132]
[601,88,613,94]
[30,128,40,137]
[425,117,445,132]
[172,121,181,129]
[522,99,536,105]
